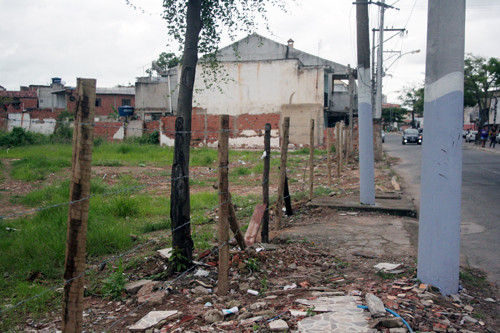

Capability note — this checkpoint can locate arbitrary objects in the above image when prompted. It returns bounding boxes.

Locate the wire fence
[0,113,316,332]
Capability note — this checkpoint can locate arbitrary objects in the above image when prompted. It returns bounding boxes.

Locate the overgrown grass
[0,141,303,330]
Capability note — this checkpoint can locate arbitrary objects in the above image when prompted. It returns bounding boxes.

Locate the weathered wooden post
[217,115,230,296]
[309,119,315,200]
[275,117,290,229]
[62,78,96,333]
[336,122,341,178]
[261,123,271,243]
[327,127,332,187]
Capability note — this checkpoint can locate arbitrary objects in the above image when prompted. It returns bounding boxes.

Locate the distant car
[381,130,385,143]
[465,130,478,142]
[462,130,468,138]
[402,128,422,145]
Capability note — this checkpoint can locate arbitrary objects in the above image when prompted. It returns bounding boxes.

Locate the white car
[465,131,478,142]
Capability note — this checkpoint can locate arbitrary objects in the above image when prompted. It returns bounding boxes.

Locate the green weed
[101,260,127,300]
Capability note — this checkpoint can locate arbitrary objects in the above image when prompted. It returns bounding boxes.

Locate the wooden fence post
[309,119,315,200]
[217,115,230,296]
[339,121,344,173]
[62,78,96,333]
[327,127,332,187]
[275,117,290,229]
[261,123,271,243]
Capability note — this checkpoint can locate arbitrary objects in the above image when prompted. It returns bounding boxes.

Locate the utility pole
[417,0,465,295]
[355,0,375,205]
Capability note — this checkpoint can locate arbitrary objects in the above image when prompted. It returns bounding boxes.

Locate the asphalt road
[383,132,500,285]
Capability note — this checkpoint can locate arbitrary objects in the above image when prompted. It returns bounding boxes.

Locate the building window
[95,98,101,107]
[121,99,131,106]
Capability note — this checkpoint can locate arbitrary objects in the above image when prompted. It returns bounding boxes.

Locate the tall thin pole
[217,115,230,296]
[309,119,315,200]
[375,0,385,120]
[417,0,465,296]
[356,0,375,205]
[62,78,96,333]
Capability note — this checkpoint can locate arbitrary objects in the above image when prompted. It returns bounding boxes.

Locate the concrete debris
[203,309,224,323]
[268,319,288,331]
[128,310,178,331]
[365,293,386,318]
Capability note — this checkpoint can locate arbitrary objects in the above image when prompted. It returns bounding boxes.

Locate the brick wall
[160,112,281,147]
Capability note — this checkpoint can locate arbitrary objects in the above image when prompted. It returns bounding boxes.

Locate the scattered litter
[194,280,212,288]
[284,283,297,291]
[237,159,246,165]
[346,212,359,216]
[247,289,259,296]
[261,151,267,159]
[194,269,209,277]
[222,306,239,316]
[5,227,19,232]
[204,302,212,308]
[192,260,211,267]
[374,263,402,272]
[157,248,173,259]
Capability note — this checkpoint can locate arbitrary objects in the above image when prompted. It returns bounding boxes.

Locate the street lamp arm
[384,49,420,74]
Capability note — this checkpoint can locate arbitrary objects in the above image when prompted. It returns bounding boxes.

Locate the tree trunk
[170,0,202,267]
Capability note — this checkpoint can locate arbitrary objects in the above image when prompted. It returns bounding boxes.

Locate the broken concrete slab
[125,280,151,295]
[268,319,288,331]
[157,247,173,259]
[365,293,386,318]
[128,310,178,331]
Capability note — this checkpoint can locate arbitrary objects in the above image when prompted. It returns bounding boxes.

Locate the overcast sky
[1,0,499,103]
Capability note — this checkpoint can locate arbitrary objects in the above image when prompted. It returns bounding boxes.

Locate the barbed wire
[0,196,234,316]
[105,239,230,331]
[0,165,229,221]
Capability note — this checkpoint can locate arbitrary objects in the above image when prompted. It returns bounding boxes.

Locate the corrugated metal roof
[96,87,135,95]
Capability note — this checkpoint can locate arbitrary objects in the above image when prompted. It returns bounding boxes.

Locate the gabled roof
[216,33,348,73]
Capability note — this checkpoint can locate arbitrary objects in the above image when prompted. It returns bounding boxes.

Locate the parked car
[462,130,468,138]
[465,130,478,142]
[402,128,422,145]
[381,130,385,143]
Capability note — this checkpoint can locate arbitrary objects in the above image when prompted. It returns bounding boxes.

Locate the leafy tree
[162,0,287,270]
[382,106,407,125]
[399,84,424,127]
[146,52,181,75]
[464,54,500,127]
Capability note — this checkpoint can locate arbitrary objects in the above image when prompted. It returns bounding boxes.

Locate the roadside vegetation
[0,129,339,330]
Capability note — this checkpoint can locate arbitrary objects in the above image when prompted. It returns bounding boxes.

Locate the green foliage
[382,106,407,124]
[101,260,127,300]
[126,131,160,145]
[168,248,188,272]
[260,276,268,294]
[147,52,182,75]
[10,156,71,181]
[162,1,287,56]
[464,54,500,127]
[399,84,424,117]
[306,306,317,317]
[0,127,39,147]
[109,106,119,120]
[234,166,251,176]
[246,257,260,272]
[110,196,140,217]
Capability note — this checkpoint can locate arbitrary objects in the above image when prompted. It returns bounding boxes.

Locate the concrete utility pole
[417,0,465,295]
[356,0,375,205]
[374,0,385,121]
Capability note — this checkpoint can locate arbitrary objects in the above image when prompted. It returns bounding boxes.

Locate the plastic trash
[247,289,259,296]
[222,306,239,315]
